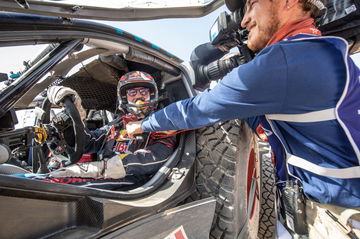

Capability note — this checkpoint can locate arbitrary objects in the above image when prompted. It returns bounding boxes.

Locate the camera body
[209,10,244,52]
[191,9,254,91]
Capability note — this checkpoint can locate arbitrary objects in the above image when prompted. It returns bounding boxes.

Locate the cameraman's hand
[161,130,177,135]
[126,121,144,139]
[47,86,86,120]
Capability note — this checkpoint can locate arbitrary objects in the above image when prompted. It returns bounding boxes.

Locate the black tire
[191,119,276,239]
[258,141,277,239]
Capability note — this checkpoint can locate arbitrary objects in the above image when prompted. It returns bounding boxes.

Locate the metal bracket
[71,5,83,12]
[168,167,186,181]
[14,0,29,9]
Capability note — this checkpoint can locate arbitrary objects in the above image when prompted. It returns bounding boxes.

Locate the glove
[47,86,86,120]
[49,155,126,179]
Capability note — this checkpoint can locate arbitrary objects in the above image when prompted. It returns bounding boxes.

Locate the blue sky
[99,6,228,61]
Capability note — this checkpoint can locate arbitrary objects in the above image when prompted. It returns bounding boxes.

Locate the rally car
[0,0,359,238]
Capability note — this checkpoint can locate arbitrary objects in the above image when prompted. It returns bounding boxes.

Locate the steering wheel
[42,96,85,165]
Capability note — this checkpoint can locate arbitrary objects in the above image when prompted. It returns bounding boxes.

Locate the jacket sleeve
[141,44,288,132]
[121,136,176,176]
[83,125,110,154]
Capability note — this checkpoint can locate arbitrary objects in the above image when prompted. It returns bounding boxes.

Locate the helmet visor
[126,87,150,97]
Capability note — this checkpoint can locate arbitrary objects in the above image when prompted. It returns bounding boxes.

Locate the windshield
[27,0,215,8]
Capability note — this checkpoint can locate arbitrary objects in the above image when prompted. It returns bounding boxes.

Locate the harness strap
[266,108,336,122]
[287,154,360,178]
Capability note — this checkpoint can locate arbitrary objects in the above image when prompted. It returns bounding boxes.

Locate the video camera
[209,10,244,52]
[192,9,254,91]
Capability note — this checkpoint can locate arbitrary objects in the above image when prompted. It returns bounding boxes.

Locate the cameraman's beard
[248,9,281,51]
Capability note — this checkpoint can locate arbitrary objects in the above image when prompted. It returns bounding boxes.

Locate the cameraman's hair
[298,0,327,18]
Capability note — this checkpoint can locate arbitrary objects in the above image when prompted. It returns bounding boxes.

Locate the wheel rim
[246,142,261,237]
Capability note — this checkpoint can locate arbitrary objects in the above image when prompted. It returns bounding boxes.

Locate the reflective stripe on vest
[265,35,360,179]
[267,108,336,122]
[287,154,360,179]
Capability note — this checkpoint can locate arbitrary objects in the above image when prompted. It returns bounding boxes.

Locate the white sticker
[210,21,219,42]
[345,4,357,14]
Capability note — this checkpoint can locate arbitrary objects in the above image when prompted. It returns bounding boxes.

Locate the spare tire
[190,119,276,239]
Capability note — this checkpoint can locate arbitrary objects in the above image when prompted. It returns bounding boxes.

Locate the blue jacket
[142,35,360,207]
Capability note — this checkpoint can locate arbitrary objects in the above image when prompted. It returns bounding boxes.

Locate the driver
[46,71,176,189]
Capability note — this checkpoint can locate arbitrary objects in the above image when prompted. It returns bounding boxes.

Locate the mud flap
[102,197,216,239]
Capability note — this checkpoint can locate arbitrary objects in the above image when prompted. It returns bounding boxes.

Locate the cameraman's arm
[141,45,287,132]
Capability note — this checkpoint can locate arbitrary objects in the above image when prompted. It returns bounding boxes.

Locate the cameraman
[127,0,360,237]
